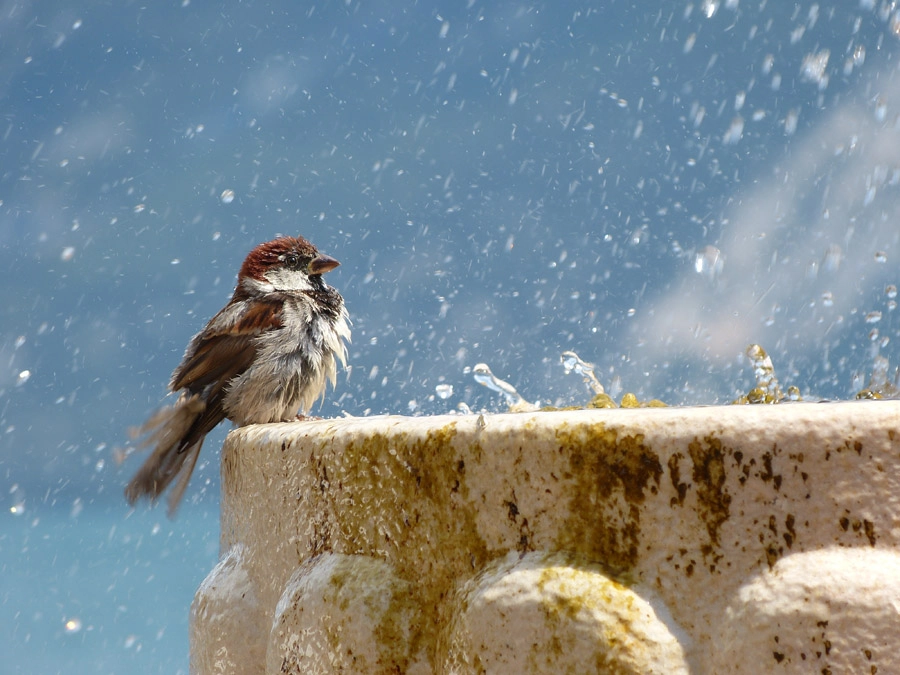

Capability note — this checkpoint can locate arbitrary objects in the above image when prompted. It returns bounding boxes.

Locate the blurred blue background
[4,1,900,672]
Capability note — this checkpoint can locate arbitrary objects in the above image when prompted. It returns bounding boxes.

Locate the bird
[123,235,351,516]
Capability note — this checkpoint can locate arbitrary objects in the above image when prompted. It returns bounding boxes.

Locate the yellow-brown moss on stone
[555,422,663,571]
[332,422,495,669]
[372,566,423,673]
[668,453,688,507]
[202,403,900,673]
[688,435,732,555]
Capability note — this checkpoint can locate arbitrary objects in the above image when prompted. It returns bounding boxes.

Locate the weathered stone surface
[267,553,428,674]
[710,548,900,673]
[190,402,900,673]
[442,551,689,674]
[191,545,264,675]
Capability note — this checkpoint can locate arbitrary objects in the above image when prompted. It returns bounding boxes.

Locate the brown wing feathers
[124,298,283,514]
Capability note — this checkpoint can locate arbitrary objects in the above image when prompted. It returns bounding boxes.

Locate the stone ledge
[190,402,900,674]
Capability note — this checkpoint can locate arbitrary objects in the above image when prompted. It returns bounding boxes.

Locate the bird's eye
[283,253,300,268]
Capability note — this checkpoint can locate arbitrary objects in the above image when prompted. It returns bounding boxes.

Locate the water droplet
[800,49,830,89]
[64,617,83,634]
[472,363,534,409]
[821,291,834,307]
[866,311,882,324]
[875,251,888,263]
[220,189,235,204]
[560,350,604,394]
[722,116,745,145]
[694,245,724,281]
[875,97,888,123]
[692,106,705,128]
[60,246,75,261]
[683,33,696,53]
[864,186,877,206]
[822,245,843,272]
[886,284,898,299]
[869,328,880,341]
[745,344,782,400]
[784,109,799,135]
[133,203,145,213]
[435,384,453,400]
[16,370,31,386]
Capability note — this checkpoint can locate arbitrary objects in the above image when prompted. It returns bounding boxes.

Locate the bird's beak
[309,254,340,275]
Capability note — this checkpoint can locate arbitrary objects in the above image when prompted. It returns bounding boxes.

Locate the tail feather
[164,440,203,517]
[124,394,206,514]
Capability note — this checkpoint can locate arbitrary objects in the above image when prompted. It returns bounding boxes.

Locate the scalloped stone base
[190,402,900,674]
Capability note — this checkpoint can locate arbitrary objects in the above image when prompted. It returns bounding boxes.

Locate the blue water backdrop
[4,1,900,671]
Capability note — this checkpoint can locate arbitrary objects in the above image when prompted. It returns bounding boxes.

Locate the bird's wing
[170,296,284,391]
[167,296,285,450]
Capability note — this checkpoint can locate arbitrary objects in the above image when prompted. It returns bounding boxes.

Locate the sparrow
[123,235,351,515]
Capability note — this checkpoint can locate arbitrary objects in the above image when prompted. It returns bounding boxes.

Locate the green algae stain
[555,422,663,571]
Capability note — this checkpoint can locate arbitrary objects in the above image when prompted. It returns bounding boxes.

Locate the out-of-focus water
[2,504,219,674]
[4,1,900,671]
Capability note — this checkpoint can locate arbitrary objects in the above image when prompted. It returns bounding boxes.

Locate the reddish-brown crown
[237,236,319,282]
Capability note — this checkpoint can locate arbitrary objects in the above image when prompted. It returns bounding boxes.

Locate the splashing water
[472,363,538,411]
[560,350,605,394]
[744,344,784,403]
[856,355,900,399]
[435,383,454,400]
